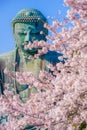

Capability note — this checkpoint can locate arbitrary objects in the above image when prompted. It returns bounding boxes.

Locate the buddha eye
[31,31,40,35]
[31,29,40,34]
[18,31,27,35]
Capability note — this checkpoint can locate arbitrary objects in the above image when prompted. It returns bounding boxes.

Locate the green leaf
[73,123,78,128]
[79,121,87,130]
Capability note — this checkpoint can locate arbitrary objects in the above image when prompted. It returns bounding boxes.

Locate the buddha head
[12,9,48,56]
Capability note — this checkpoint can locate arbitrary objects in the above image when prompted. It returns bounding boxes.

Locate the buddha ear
[12,24,17,42]
[13,31,18,45]
[15,44,18,50]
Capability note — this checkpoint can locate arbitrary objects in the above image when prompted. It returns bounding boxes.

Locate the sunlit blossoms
[0,0,87,130]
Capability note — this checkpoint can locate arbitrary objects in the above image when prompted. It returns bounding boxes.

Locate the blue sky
[0,0,69,54]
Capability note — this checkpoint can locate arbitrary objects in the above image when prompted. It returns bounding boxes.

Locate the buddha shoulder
[0,50,15,70]
[0,50,15,60]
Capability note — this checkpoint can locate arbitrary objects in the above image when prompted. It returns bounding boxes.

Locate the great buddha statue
[0,8,62,102]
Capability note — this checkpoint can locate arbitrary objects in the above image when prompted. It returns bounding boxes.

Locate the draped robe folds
[0,49,63,102]
[0,49,62,101]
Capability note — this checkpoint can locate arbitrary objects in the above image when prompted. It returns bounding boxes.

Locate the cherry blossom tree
[0,0,87,130]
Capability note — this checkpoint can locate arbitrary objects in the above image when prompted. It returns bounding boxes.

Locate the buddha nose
[24,32,32,42]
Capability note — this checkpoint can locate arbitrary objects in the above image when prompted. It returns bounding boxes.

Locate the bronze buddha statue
[0,9,61,101]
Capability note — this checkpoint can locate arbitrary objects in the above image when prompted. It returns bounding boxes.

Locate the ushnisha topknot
[12,8,48,24]
[12,8,48,35]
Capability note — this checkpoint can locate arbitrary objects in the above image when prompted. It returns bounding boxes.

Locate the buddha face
[14,22,46,55]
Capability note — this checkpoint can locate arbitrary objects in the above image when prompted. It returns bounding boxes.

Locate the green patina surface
[0,8,61,99]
